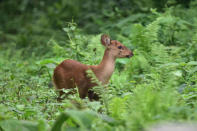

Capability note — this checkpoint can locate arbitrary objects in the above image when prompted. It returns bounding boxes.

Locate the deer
[53,34,133,100]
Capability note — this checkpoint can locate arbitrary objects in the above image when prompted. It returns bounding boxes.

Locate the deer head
[101,34,133,58]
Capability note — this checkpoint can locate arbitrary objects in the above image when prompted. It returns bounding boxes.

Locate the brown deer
[53,34,133,100]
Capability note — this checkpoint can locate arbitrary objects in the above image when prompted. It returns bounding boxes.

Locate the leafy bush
[1,0,197,131]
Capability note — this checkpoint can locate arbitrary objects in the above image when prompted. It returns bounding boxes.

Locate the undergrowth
[1,1,197,131]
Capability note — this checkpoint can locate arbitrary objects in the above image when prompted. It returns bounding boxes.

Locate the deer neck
[93,49,116,84]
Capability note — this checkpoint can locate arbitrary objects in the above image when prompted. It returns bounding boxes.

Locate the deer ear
[101,34,111,47]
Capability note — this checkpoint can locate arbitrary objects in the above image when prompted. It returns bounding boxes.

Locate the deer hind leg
[53,81,68,101]
[53,74,76,100]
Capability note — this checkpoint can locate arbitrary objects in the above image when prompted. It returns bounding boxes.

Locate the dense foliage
[0,0,197,130]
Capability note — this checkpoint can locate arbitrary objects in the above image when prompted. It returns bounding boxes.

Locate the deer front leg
[78,85,89,99]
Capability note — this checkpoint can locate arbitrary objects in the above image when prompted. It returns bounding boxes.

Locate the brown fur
[53,34,133,100]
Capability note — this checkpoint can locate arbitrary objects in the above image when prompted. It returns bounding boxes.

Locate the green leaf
[16,105,25,111]
[51,110,98,131]
[187,61,197,66]
[0,120,40,131]
[63,28,69,32]
[36,59,56,65]
[116,58,130,65]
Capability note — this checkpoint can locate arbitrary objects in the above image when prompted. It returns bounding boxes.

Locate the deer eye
[118,46,122,49]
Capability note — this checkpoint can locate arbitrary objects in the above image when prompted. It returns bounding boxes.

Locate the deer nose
[126,52,133,58]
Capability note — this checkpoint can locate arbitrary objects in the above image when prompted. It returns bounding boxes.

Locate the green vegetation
[1,0,197,130]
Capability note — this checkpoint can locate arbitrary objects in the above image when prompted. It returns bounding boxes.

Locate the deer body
[53,35,133,100]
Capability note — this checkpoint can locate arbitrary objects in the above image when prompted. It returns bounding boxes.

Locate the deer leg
[78,86,88,99]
